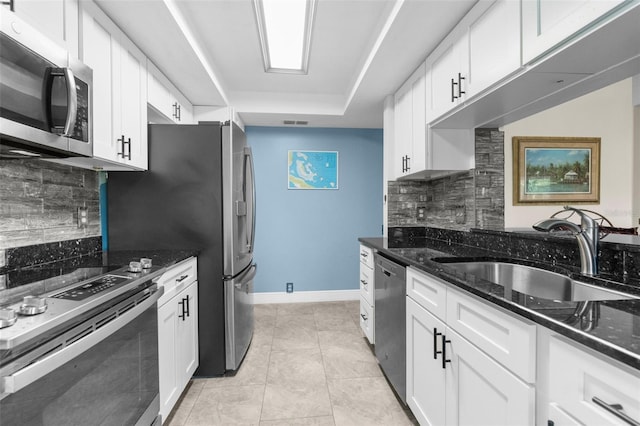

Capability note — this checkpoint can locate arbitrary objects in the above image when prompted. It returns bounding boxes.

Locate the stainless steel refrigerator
[107,121,256,376]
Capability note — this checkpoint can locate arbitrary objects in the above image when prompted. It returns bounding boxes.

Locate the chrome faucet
[533,206,600,276]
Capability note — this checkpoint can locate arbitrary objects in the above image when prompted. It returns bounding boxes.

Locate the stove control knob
[18,296,48,316]
[0,307,18,328]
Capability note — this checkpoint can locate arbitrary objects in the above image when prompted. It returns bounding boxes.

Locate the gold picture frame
[513,136,600,205]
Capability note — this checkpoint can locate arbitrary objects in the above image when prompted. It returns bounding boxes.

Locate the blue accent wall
[246,126,383,293]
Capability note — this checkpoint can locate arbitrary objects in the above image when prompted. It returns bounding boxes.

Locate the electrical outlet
[286,282,293,293]
[77,207,88,228]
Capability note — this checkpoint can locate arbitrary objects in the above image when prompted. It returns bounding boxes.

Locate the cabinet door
[522,0,625,64]
[176,282,199,389]
[359,264,374,306]
[410,63,426,173]
[406,297,446,426]
[548,336,640,425]
[158,299,179,421]
[115,38,148,169]
[80,6,117,162]
[393,83,412,178]
[445,328,535,426]
[446,287,536,383]
[466,0,521,97]
[9,0,77,56]
[359,296,374,344]
[147,70,174,121]
[428,36,467,120]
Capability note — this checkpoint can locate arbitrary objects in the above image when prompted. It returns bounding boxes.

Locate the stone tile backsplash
[388,128,504,230]
[0,160,101,250]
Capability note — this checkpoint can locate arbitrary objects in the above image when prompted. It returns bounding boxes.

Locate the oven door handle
[1,287,163,396]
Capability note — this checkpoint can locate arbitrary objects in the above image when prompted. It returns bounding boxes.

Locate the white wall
[503,78,636,228]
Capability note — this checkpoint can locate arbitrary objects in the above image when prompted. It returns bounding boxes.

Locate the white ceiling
[94,0,478,128]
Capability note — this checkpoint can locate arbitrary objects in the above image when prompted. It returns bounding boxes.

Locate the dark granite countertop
[0,249,198,306]
[359,236,640,371]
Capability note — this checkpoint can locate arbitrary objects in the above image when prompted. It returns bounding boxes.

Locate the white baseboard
[253,289,359,304]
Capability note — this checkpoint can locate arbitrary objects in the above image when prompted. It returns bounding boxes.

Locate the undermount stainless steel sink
[434,260,637,302]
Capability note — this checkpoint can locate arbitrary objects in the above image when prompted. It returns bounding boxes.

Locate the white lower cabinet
[546,336,640,426]
[157,258,199,423]
[359,244,375,344]
[406,267,535,425]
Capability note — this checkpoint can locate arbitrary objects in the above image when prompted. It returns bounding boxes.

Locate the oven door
[0,286,162,426]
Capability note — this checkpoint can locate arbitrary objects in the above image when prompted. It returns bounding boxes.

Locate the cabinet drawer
[360,264,374,306]
[359,296,374,344]
[548,336,640,425]
[359,245,374,269]
[446,288,536,383]
[406,267,447,321]
[157,257,197,305]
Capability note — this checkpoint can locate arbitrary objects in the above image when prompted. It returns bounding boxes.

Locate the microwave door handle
[61,68,78,137]
[43,68,78,136]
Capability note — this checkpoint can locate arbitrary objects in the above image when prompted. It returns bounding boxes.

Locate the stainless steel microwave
[0,12,92,159]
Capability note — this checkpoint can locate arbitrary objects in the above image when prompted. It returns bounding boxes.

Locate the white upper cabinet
[522,0,626,64]
[393,62,426,179]
[4,0,79,57]
[465,0,521,98]
[55,0,148,171]
[426,0,521,122]
[427,36,468,121]
[147,61,194,125]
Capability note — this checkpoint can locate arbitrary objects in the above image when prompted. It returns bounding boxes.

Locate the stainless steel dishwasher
[374,252,407,404]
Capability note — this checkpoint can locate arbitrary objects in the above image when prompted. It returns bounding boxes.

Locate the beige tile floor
[165,301,418,426]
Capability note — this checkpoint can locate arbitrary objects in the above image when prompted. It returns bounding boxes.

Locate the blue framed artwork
[288,150,338,189]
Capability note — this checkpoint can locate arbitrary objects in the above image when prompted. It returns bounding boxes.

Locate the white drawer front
[406,267,447,321]
[157,257,198,305]
[359,245,374,269]
[446,287,536,383]
[548,336,640,426]
[359,296,374,344]
[360,264,374,306]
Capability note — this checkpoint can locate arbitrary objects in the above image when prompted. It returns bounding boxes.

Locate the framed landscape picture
[512,136,600,205]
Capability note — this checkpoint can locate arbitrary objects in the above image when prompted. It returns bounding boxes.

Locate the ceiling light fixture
[253,0,316,74]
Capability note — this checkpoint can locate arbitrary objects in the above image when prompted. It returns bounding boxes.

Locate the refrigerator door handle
[237,263,257,283]
[244,146,256,253]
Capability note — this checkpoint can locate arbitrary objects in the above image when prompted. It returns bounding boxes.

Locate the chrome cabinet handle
[457,73,466,98]
[1,0,15,11]
[441,335,451,369]
[451,77,457,102]
[592,397,640,426]
[176,274,189,283]
[433,328,442,360]
[117,135,131,160]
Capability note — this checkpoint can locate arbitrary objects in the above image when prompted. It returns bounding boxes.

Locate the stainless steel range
[0,260,164,425]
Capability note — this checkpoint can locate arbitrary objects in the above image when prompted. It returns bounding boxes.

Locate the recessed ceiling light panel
[253,0,316,74]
